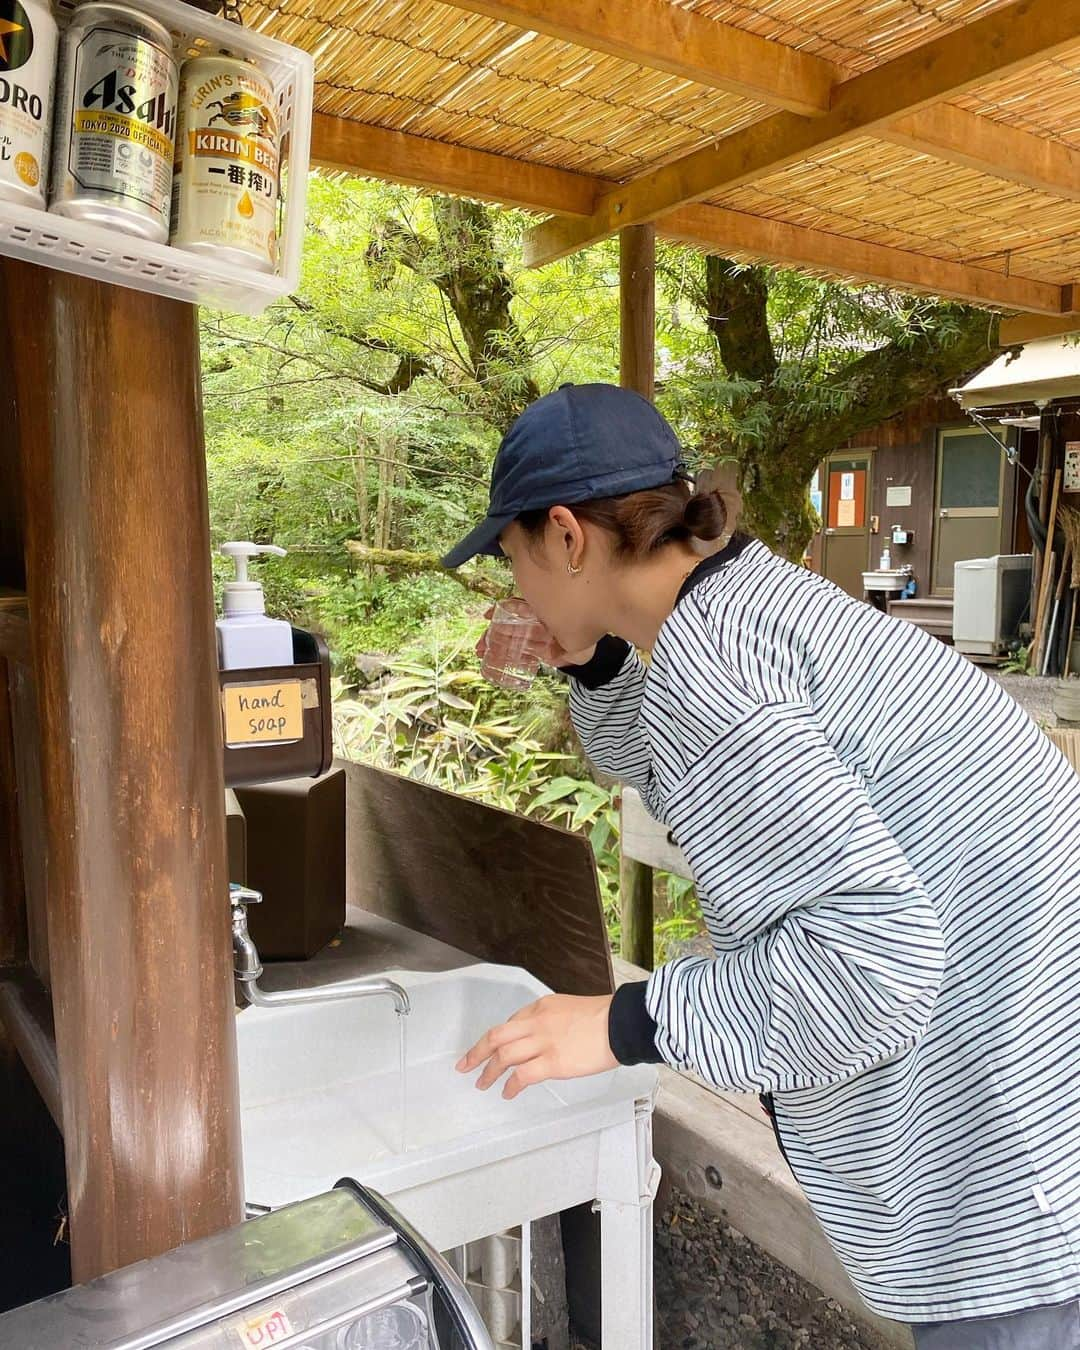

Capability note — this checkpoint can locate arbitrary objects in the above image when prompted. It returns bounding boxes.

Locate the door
[932,427,1006,595]
[820,452,872,599]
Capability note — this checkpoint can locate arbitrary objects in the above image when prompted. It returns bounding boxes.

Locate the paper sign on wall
[840,472,856,501]
[223,681,303,747]
[1065,442,1080,493]
[886,485,912,507]
[837,498,856,528]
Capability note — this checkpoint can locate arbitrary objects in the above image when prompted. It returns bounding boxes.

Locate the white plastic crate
[0,0,313,314]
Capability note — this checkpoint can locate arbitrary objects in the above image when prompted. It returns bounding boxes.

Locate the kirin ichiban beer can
[0,0,57,207]
[170,53,279,272]
[49,2,178,242]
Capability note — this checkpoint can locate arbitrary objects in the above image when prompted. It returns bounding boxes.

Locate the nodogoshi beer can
[170,53,279,271]
[49,2,178,241]
[0,0,56,207]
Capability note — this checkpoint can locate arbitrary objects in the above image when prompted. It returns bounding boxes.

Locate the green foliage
[655,875,704,963]
[316,571,466,673]
[1001,643,1032,675]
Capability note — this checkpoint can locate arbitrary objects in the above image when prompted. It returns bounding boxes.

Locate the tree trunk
[381,197,540,433]
[354,421,370,553]
[737,443,820,562]
[375,427,395,552]
[689,261,1000,561]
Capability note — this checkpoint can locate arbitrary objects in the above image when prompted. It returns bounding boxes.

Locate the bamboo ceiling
[243,0,1080,332]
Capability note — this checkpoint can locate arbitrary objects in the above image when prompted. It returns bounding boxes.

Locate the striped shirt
[570,536,1080,1323]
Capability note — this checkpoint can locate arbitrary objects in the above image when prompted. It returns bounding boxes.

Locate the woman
[446,382,1080,1348]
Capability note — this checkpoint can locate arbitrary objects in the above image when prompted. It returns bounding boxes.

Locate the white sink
[236,964,657,1211]
[862,566,912,593]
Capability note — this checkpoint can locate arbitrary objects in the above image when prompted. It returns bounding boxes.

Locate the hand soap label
[223,680,303,747]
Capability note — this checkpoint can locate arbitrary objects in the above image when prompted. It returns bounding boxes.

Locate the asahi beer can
[0,0,56,207]
[170,54,279,272]
[49,2,178,242]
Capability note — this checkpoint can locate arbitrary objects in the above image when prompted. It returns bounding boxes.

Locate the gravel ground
[651,1191,898,1350]
[987,671,1060,727]
[573,1189,898,1350]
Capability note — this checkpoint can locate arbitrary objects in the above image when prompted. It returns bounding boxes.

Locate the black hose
[1026,472,1048,553]
[1026,465,1067,558]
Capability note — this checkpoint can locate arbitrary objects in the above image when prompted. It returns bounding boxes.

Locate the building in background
[806,340,1080,643]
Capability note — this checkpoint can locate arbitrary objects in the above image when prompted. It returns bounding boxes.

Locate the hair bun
[682,488,730,542]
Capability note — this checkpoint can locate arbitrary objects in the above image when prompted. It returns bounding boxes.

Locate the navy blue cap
[442,383,687,567]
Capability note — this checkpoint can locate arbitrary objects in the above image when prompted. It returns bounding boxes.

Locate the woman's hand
[456,994,617,1100]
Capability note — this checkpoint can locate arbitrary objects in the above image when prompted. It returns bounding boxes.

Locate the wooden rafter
[443,0,1080,205]
[523,0,1080,266]
[311,114,1070,315]
[999,311,1080,344]
[882,105,1080,202]
[435,0,838,116]
[663,205,1066,314]
[310,114,598,216]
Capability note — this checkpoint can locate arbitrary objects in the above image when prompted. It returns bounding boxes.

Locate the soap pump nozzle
[220,541,286,617]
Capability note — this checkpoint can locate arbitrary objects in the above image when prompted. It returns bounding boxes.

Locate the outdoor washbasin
[236,963,658,1212]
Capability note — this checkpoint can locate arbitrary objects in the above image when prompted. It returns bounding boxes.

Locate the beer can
[49,2,178,242]
[0,0,56,208]
[170,53,279,272]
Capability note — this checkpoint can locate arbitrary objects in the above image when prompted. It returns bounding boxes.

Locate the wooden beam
[0,660,26,968]
[436,0,837,117]
[660,204,1066,314]
[0,591,29,666]
[311,113,598,217]
[883,104,1080,202]
[308,116,1067,313]
[314,103,1080,228]
[440,0,1080,208]
[999,311,1080,344]
[0,259,244,1282]
[0,968,60,1127]
[5,661,49,984]
[524,0,1080,265]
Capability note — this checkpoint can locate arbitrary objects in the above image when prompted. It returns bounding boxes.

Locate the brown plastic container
[233,768,346,960]
[219,627,333,788]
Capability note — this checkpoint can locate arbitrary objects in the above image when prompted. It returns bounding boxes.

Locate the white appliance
[953,554,1033,656]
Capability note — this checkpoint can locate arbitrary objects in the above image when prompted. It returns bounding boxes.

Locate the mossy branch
[345,542,503,599]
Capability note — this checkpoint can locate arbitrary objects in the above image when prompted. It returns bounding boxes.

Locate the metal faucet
[230,884,411,1016]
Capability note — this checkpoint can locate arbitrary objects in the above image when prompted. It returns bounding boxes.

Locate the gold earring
[567,560,582,576]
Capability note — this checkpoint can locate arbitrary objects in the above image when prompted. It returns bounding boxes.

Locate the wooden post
[1032,410,1055,641]
[618,224,656,969]
[618,850,654,970]
[0,260,243,1282]
[619,223,656,403]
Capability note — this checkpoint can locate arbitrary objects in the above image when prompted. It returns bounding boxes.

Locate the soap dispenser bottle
[217,542,294,671]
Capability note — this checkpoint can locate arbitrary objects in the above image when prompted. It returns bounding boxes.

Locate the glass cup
[480,597,558,690]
